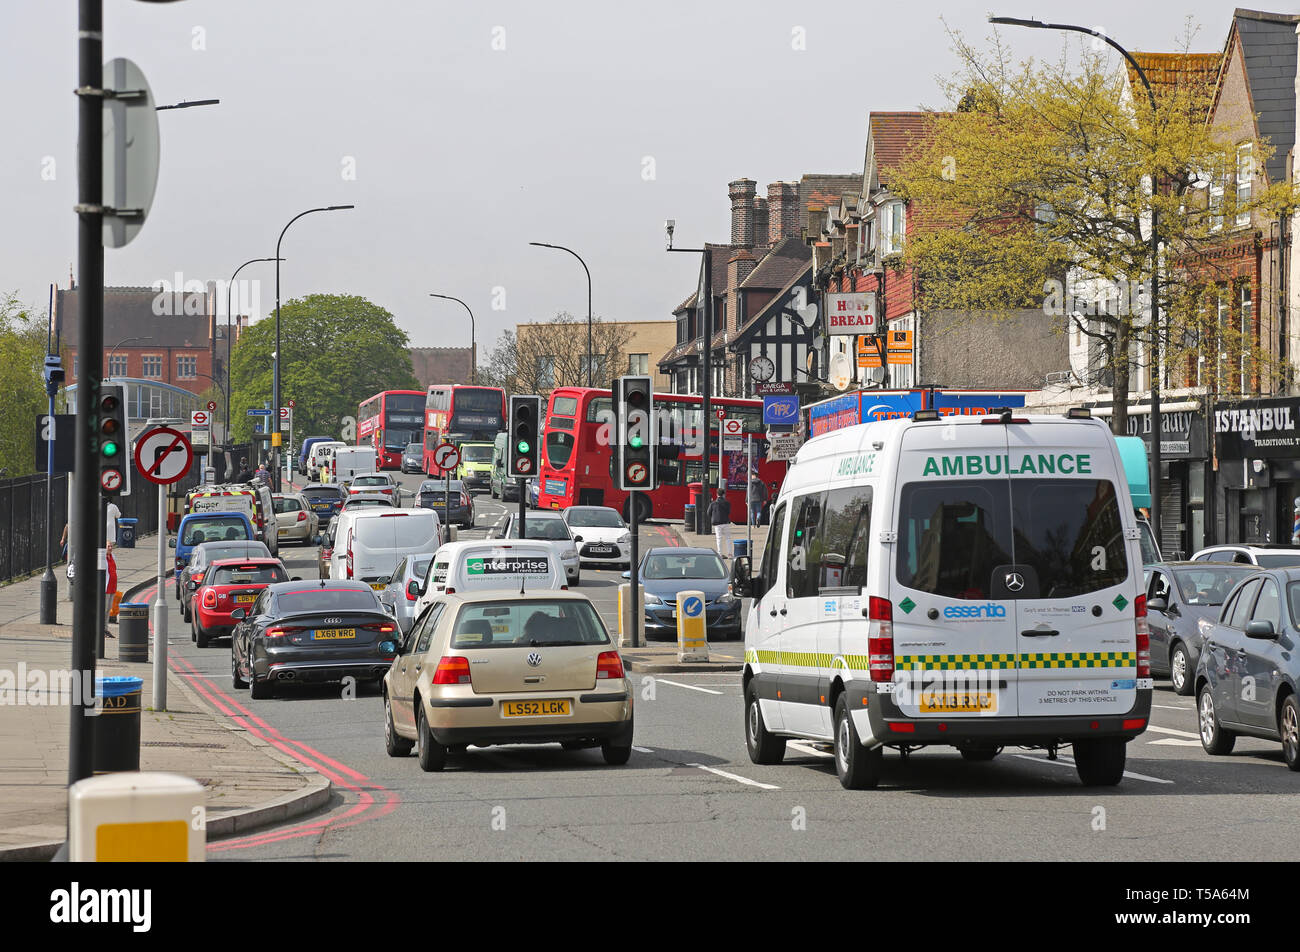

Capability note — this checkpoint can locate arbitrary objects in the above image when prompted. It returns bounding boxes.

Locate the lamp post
[154,98,219,112]
[665,220,718,501]
[429,293,476,384]
[226,257,281,456]
[273,205,354,491]
[529,242,593,386]
[106,334,152,378]
[990,16,1163,544]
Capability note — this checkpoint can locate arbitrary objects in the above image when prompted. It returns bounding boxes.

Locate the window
[757,502,787,600]
[451,600,609,649]
[1236,143,1253,227]
[786,493,825,599]
[536,355,555,390]
[1251,578,1280,631]
[177,355,197,378]
[1227,579,1261,629]
[108,355,128,376]
[413,602,446,654]
[882,201,905,254]
[1209,169,1225,232]
[1240,283,1253,394]
[816,487,873,593]
[142,355,162,378]
[628,353,650,375]
[579,354,607,383]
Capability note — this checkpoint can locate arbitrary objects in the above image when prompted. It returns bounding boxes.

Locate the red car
[192,558,288,648]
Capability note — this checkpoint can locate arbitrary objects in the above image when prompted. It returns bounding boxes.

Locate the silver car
[272,493,320,546]
[376,552,439,635]
[495,510,580,586]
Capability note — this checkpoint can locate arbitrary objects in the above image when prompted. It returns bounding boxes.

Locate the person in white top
[105,500,121,596]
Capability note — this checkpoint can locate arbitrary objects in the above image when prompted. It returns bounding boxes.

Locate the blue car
[300,482,347,525]
[171,511,256,594]
[625,547,742,641]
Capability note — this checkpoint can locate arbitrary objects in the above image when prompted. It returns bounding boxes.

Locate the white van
[309,441,345,481]
[332,446,380,487]
[331,508,442,587]
[738,409,1151,790]
[411,540,567,618]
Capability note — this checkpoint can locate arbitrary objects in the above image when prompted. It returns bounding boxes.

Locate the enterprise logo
[943,603,1007,619]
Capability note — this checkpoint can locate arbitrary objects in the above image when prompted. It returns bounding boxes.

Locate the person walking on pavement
[104,500,121,638]
[748,472,767,527]
[234,457,254,483]
[708,489,731,557]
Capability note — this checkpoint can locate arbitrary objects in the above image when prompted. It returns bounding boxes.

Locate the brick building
[409,347,474,390]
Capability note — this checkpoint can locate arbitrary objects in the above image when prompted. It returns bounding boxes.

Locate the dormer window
[881,201,905,255]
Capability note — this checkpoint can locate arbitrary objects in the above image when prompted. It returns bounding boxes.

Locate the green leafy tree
[0,294,49,478]
[228,294,420,446]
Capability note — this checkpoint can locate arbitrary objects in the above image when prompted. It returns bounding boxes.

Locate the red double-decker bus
[422,384,507,474]
[358,390,427,469]
[536,387,786,522]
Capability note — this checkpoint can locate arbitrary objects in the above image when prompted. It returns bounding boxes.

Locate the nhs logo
[943,603,1007,620]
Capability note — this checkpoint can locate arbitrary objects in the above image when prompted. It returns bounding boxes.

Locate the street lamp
[529,242,593,386]
[106,335,152,378]
[154,98,219,112]
[226,257,281,454]
[989,15,1164,544]
[273,205,354,491]
[665,221,715,499]
[429,294,476,384]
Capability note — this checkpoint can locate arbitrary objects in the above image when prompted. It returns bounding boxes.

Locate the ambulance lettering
[921,453,1092,477]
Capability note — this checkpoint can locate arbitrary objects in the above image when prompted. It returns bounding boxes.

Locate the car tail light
[405,582,418,601]
[363,622,397,634]
[461,493,470,507]
[175,557,184,570]
[265,626,305,639]
[346,534,354,579]
[432,656,472,685]
[596,650,625,680]
[202,590,217,609]
[1135,593,1150,678]
[297,511,307,522]
[867,596,894,683]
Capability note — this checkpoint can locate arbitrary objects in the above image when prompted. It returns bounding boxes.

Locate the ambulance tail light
[866,596,894,683]
[1135,593,1150,678]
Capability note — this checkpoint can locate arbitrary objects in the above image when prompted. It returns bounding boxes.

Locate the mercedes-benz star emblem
[526,652,542,667]
[1005,573,1025,593]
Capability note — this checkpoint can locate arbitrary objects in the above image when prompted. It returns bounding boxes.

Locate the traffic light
[98,383,127,496]
[508,395,542,478]
[615,376,655,491]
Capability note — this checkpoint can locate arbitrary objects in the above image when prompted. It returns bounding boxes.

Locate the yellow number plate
[370,583,386,591]
[920,692,997,713]
[501,699,571,718]
[313,628,356,640]
[235,594,256,604]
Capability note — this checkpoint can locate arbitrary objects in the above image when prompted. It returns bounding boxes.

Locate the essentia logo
[943,603,1007,619]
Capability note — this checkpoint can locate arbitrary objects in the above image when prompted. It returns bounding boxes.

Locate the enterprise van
[411,540,567,619]
[736,410,1151,790]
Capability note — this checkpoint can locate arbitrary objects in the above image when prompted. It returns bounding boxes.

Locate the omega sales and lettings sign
[1215,398,1300,459]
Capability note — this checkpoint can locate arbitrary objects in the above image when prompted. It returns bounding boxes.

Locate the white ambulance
[737,408,1151,789]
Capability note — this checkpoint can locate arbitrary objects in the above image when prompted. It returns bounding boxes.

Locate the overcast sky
[0,1,1247,357]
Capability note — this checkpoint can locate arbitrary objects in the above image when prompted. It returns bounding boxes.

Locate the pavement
[0,531,330,861]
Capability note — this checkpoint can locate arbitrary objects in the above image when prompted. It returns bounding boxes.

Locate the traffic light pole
[628,491,641,648]
[518,478,526,540]
[70,0,104,787]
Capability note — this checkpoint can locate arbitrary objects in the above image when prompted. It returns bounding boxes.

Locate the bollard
[69,772,206,861]
[118,602,150,662]
[92,676,143,775]
[617,582,644,648]
[676,589,709,662]
[683,503,696,533]
[109,591,124,622]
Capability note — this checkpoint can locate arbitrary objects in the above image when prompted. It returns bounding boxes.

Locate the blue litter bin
[732,539,749,560]
[117,518,138,548]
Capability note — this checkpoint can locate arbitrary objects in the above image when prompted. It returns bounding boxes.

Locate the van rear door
[891,424,1019,719]
[1003,422,1139,717]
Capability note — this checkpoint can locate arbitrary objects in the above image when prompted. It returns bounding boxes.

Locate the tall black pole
[274,205,353,493]
[430,294,476,384]
[70,0,103,787]
[990,15,1164,544]
[529,242,593,386]
[40,285,58,625]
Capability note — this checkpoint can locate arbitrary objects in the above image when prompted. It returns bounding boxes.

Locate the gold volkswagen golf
[382,590,633,771]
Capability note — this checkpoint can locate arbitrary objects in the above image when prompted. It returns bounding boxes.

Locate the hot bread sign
[825,292,878,332]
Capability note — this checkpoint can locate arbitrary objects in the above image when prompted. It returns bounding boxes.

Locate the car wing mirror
[407,579,422,599]
[168,538,177,548]
[231,608,247,621]
[1245,619,1278,639]
[1146,596,1168,613]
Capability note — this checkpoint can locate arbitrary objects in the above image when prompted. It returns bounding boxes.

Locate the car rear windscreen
[896,479,1128,599]
[184,518,251,545]
[273,497,302,513]
[450,600,609,649]
[508,518,569,541]
[277,589,380,614]
[213,565,287,586]
[355,516,438,548]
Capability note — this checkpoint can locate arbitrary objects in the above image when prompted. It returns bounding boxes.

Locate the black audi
[230,579,400,699]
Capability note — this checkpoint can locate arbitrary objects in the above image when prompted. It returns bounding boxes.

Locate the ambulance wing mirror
[730,556,753,598]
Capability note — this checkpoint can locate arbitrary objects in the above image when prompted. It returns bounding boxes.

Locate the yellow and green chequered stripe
[746,651,1135,671]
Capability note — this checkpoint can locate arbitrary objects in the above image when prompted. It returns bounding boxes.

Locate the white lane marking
[788,741,834,759]
[1148,738,1203,746]
[1012,753,1173,785]
[687,763,780,790]
[1152,704,1192,711]
[656,678,723,695]
[1145,724,1199,739]
[632,746,654,753]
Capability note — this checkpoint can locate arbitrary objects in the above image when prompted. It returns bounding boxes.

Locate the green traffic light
[103,441,119,457]
[517,440,530,454]
[630,435,643,449]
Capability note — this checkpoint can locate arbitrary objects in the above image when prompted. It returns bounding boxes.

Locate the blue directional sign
[246,408,273,416]
[683,596,704,618]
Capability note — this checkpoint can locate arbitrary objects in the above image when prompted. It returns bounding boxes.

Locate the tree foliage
[891,25,1298,433]
[228,294,419,444]
[477,313,634,396]
[0,294,49,478]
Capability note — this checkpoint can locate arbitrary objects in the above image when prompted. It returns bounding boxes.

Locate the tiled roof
[733,259,813,342]
[57,286,213,349]
[740,237,811,290]
[657,338,701,367]
[800,174,862,213]
[1234,9,1299,184]
[869,112,943,186]
[1126,52,1222,94]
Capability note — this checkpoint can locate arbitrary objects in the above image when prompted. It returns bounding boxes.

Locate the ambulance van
[736,408,1151,789]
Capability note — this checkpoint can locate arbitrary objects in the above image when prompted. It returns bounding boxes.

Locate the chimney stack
[767,181,800,244]
[729,178,757,248]
[751,196,770,252]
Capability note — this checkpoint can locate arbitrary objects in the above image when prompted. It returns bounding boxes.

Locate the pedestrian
[105,500,120,638]
[59,522,68,562]
[748,472,767,527]
[761,481,778,525]
[234,457,253,483]
[708,489,731,557]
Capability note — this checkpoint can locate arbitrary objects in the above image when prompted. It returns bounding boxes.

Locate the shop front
[1214,397,1300,547]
